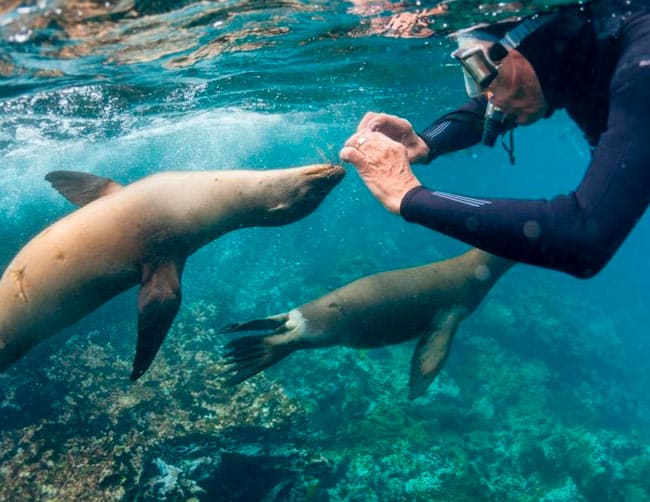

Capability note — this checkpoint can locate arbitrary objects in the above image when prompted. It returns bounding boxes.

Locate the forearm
[401,129,649,279]
[401,188,606,278]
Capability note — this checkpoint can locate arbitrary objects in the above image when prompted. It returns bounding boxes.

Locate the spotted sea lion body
[0,165,345,378]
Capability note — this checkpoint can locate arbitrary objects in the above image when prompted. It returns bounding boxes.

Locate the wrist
[399,184,425,217]
[392,178,421,213]
[413,134,433,163]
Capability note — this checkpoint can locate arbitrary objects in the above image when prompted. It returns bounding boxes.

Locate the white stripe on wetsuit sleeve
[428,121,451,138]
[431,190,492,207]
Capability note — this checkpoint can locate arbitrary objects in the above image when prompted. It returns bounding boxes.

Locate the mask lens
[453,46,498,97]
[461,68,481,98]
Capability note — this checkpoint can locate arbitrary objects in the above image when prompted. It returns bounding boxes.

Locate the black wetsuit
[403,1,650,278]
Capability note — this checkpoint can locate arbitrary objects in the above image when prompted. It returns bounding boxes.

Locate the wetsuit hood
[467,10,586,113]
[472,1,646,115]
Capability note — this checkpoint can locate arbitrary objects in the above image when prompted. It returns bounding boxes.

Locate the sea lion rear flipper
[408,312,462,400]
[219,314,293,385]
[130,259,185,381]
[221,331,293,386]
[45,170,123,206]
[219,313,289,333]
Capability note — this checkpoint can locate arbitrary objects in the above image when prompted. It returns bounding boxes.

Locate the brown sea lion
[0,164,345,379]
[221,249,514,399]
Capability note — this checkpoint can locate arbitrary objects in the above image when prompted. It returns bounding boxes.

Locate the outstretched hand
[340,130,421,215]
[356,112,430,163]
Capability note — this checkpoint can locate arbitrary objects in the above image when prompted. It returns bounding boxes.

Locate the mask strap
[501,129,515,165]
[500,12,558,51]
[491,12,556,165]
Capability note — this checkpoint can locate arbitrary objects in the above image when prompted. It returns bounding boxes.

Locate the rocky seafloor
[1,270,649,501]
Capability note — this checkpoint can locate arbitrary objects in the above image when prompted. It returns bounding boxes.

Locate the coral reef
[1,273,649,501]
[0,301,319,501]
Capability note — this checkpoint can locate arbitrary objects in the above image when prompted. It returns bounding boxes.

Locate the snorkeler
[340,0,650,279]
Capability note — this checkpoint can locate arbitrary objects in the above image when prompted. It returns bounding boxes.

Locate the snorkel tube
[481,101,507,147]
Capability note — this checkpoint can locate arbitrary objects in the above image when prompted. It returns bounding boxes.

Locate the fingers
[339,145,363,165]
[344,130,370,149]
[357,112,399,132]
[339,130,417,215]
[347,130,400,148]
[356,112,381,132]
[356,112,414,141]
[340,130,407,172]
[340,131,373,166]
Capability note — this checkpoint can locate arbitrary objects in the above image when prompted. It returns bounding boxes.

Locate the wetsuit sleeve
[401,46,650,278]
[418,96,487,162]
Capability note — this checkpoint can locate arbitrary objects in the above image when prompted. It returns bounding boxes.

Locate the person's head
[452,16,554,126]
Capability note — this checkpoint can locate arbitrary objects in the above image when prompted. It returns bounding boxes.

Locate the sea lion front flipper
[408,312,462,400]
[45,170,123,206]
[130,259,185,381]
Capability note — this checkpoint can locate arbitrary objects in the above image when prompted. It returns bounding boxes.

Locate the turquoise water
[1,1,649,500]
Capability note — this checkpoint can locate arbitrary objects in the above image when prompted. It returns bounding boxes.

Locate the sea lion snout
[302,163,346,182]
[300,163,346,198]
[262,164,345,225]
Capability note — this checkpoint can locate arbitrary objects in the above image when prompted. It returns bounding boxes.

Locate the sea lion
[221,249,514,399]
[0,164,345,379]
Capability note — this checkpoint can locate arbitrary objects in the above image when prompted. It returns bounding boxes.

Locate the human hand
[340,130,421,215]
[355,112,430,163]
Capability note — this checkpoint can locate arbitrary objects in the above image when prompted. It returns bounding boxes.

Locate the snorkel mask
[451,13,557,147]
[452,42,508,98]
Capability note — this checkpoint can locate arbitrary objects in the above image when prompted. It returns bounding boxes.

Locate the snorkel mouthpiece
[482,101,507,147]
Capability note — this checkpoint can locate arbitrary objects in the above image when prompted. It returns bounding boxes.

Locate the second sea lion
[221,249,513,399]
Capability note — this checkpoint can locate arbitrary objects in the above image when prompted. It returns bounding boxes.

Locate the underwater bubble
[523,219,541,239]
[474,264,491,281]
[465,216,479,231]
